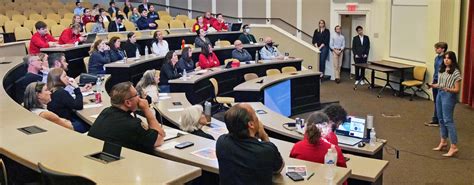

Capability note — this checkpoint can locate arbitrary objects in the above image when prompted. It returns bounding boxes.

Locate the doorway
[340,14,366,75]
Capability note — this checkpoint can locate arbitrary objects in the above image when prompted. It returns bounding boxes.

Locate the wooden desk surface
[0,58,201,184]
[245,102,386,156]
[169,58,303,84]
[156,93,389,183]
[370,60,414,69]
[104,43,267,69]
[233,70,321,91]
[353,63,397,72]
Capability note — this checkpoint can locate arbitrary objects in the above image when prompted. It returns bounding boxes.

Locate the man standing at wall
[352,26,370,85]
[425,42,448,127]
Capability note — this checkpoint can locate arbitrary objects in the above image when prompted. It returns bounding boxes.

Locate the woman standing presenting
[429,51,462,157]
[312,20,330,78]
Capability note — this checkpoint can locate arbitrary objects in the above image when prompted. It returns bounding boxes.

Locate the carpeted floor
[293,72,474,185]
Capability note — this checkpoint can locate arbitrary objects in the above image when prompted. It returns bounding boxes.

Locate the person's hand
[431,83,439,88]
[79,36,86,42]
[256,121,269,141]
[104,45,110,50]
[139,89,148,99]
[320,43,325,48]
[442,87,450,92]
[314,43,318,47]
[80,83,92,92]
[137,98,149,110]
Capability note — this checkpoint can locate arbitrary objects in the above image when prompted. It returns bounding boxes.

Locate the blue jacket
[136,16,156,30]
[433,54,443,82]
[88,51,111,75]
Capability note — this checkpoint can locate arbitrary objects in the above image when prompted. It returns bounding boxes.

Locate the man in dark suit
[136,9,157,30]
[108,15,127,32]
[138,0,150,12]
[352,26,370,85]
[107,1,120,16]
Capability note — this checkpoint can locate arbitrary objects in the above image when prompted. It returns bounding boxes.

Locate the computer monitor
[336,116,366,138]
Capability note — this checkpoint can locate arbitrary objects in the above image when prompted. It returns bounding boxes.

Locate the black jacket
[159,62,181,85]
[352,35,370,56]
[122,40,140,58]
[108,21,127,32]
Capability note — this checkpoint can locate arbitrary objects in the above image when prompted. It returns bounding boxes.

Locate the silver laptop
[335,116,366,146]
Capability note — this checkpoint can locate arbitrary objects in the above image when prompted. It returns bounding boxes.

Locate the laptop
[335,116,367,146]
[83,33,97,44]
[230,23,242,31]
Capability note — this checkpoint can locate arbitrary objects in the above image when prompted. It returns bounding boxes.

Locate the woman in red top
[58,24,85,44]
[290,112,347,168]
[198,44,220,69]
[192,15,208,32]
[211,13,228,32]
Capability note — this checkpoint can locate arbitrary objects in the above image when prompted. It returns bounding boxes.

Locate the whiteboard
[389,4,428,62]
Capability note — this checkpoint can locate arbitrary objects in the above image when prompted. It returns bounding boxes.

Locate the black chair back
[38,163,96,185]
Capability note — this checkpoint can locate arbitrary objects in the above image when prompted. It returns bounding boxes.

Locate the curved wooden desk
[169,58,303,104]
[155,93,389,184]
[0,57,201,184]
[40,31,244,78]
[104,43,270,93]
[234,70,321,116]
[153,93,351,185]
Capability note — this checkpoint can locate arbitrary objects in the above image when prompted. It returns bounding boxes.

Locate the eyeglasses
[125,93,139,100]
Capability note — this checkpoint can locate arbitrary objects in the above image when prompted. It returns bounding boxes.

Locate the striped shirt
[438,69,462,89]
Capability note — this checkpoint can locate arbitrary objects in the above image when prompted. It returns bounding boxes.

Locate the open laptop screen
[336,116,366,138]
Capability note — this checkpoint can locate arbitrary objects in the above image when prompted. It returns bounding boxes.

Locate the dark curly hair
[323,104,348,131]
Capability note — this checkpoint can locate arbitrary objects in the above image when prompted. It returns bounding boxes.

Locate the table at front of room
[367,60,414,96]
[168,58,303,105]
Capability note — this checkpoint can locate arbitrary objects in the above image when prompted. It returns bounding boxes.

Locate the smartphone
[172,102,182,106]
[175,141,194,149]
[286,172,304,181]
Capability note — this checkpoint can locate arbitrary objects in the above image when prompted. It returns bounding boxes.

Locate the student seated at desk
[99,8,112,23]
[177,46,196,73]
[108,36,126,62]
[180,105,214,140]
[238,24,257,44]
[47,68,92,133]
[58,23,85,45]
[136,69,159,104]
[122,32,140,58]
[192,16,208,32]
[129,7,141,26]
[323,104,348,145]
[211,13,228,32]
[136,9,157,30]
[159,51,181,93]
[82,8,95,25]
[232,40,252,62]
[88,39,112,75]
[216,103,284,185]
[194,28,211,49]
[16,55,47,103]
[29,21,58,54]
[198,44,220,69]
[259,37,284,60]
[24,82,74,130]
[151,30,169,57]
[91,15,106,33]
[88,82,166,154]
[290,112,347,169]
[108,14,127,32]
[147,5,160,21]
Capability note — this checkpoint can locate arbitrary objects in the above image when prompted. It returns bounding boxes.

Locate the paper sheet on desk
[82,91,95,97]
[90,114,99,119]
[168,108,184,112]
[191,147,217,160]
[164,128,187,138]
[156,141,180,151]
[159,96,171,100]
[83,103,103,109]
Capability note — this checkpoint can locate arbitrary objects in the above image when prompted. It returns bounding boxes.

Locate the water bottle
[144,45,149,57]
[370,128,377,146]
[95,77,102,103]
[204,101,212,122]
[182,69,187,80]
[181,39,185,49]
[255,52,259,62]
[135,48,140,59]
[324,145,337,180]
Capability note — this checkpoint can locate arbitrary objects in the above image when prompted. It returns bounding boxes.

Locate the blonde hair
[136,69,158,93]
[24,82,46,110]
[89,39,103,54]
[180,105,203,132]
[47,68,66,92]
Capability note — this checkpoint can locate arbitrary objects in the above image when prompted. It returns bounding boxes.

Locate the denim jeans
[71,117,90,133]
[436,90,458,144]
[319,46,329,75]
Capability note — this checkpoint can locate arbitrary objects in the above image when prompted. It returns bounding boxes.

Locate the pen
[307,172,315,180]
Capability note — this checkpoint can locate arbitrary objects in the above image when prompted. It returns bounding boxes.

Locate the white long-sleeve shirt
[151,40,169,57]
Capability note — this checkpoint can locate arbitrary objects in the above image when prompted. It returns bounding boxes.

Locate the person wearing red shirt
[290,112,347,168]
[29,21,58,54]
[323,104,349,145]
[212,13,228,32]
[198,44,220,69]
[81,8,95,25]
[192,15,208,32]
[203,12,216,27]
[58,24,85,44]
